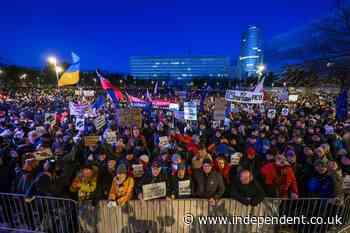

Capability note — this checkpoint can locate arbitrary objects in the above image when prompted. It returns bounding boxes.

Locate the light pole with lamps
[48,56,63,87]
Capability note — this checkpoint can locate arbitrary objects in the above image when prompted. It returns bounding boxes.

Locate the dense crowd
[0,88,348,211]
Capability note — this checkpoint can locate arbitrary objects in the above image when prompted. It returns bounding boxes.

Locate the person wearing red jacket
[260,154,298,199]
[214,156,231,184]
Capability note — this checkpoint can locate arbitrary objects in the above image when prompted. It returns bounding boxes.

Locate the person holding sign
[136,161,169,201]
[169,163,192,199]
[108,164,134,207]
[193,159,225,206]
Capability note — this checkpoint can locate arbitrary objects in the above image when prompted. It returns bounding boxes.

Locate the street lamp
[47,56,60,83]
[0,70,3,75]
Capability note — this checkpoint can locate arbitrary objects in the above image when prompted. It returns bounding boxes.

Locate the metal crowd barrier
[0,193,79,233]
[1,193,350,233]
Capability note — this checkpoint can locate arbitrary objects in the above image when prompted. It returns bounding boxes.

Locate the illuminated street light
[55,66,63,73]
[257,64,266,73]
[0,70,3,74]
[48,56,57,65]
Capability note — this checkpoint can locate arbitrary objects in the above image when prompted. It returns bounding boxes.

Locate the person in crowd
[169,163,193,199]
[108,164,134,207]
[231,169,265,206]
[136,161,169,201]
[193,159,225,206]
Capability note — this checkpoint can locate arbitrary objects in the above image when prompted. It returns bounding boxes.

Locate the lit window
[187,68,191,71]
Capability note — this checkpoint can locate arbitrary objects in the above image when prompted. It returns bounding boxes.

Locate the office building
[238,26,264,79]
[129,56,230,80]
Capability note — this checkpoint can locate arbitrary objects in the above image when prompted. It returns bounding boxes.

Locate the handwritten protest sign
[84,136,100,146]
[132,164,144,178]
[159,136,170,148]
[94,115,106,130]
[142,182,167,200]
[116,109,142,128]
[178,180,191,196]
[184,102,197,121]
[106,131,117,145]
[75,117,85,131]
[281,108,289,116]
[267,109,276,119]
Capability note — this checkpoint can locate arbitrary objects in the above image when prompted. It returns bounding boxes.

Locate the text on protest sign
[84,136,100,146]
[142,182,167,200]
[184,102,197,121]
[225,90,264,104]
[106,131,117,145]
[75,117,85,131]
[116,109,142,128]
[178,180,191,196]
[94,115,106,130]
[267,109,276,119]
[132,164,144,178]
[159,136,170,148]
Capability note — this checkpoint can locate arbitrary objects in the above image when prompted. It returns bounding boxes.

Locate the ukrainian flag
[58,52,80,87]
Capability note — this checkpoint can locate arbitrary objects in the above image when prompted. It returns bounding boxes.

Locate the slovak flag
[96,70,125,107]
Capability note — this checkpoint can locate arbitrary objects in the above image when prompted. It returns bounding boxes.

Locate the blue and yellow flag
[58,52,80,87]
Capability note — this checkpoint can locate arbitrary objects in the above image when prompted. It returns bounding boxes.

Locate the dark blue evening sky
[0,0,333,72]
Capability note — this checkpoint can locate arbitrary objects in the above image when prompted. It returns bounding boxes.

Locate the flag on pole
[153,81,158,95]
[146,88,152,102]
[58,52,80,87]
[253,76,265,93]
[91,95,105,110]
[96,70,125,108]
[336,88,349,121]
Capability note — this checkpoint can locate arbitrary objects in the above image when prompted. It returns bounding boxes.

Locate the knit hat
[202,158,212,166]
[139,154,150,164]
[116,164,127,174]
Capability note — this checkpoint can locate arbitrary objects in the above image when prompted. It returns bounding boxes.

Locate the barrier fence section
[1,193,350,233]
[97,198,350,233]
[0,193,79,233]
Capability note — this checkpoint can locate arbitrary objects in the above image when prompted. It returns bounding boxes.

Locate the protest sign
[132,164,144,178]
[184,102,197,121]
[83,90,95,97]
[231,153,242,165]
[116,109,142,128]
[159,136,170,148]
[178,180,191,196]
[84,136,100,146]
[288,95,298,102]
[214,98,226,121]
[225,90,263,104]
[343,175,350,190]
[212,121,220,129]
[281,108,289,116]
[75,117,85,131]
[45,113,56,125]
[94,115,106,130]
[106,130,117,145]
[267,109,276,119]
[142,182,167,200]
[169,103,180,111]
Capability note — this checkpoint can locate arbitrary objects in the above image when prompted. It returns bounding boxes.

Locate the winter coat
[108,176,134,206]
[169,175,193,199]
[231,179,265,206]
[192,170,225,199]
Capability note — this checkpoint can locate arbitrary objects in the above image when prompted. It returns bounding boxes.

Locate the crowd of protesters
[0,87,349,231]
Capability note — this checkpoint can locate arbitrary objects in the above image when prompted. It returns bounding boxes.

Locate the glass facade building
[129,56,230,80]
[238,26,263,79]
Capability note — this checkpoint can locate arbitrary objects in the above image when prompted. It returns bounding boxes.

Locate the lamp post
[48,56,63,89]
